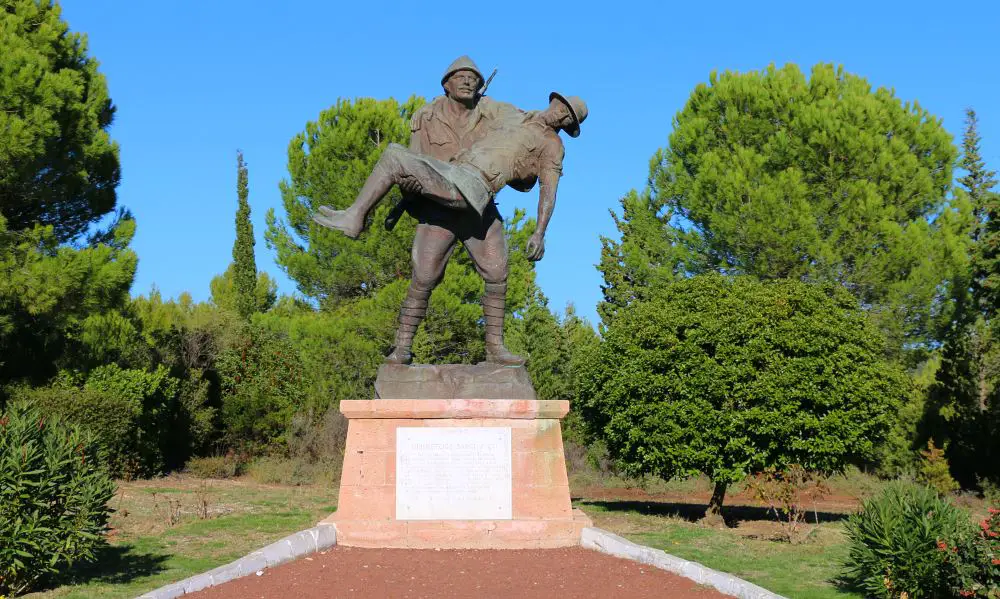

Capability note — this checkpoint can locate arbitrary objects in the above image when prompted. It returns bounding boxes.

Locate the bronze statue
[314,57,588,366]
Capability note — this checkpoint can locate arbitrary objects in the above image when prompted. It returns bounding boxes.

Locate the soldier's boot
[385,284,430,365]
[483,281,526,366]
[314,148,403,238]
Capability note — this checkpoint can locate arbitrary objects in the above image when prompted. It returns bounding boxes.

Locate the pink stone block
[513,485,572,519]
[332,520,409,548]
[339,448,364,487]
[499,519,550,540]
[363,450,393,486]
[405,521,497,548]
[339,399,569,420]
[372,399,415,418]
[511,451,534,485]
[336,485,394,520]
[487,418,538,429]
[512,420,564,451]
[416,399,466,417]
[339,400,375,419]
[512,450,569,487]
[535,449,569,487]
[385,451,397,485]
[346,419,394,451]
[413,418,485,428]
[327,510,593,549]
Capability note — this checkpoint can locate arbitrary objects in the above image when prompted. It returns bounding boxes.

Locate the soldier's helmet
[549,92,588,138]
[441,55,484,87]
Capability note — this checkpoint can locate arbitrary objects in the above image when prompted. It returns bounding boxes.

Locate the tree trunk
[703,481,728,527]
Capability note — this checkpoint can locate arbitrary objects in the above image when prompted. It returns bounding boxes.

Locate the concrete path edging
[135,524,337,599]
[581,527,788,599]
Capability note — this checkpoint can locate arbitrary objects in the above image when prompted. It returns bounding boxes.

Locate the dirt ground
[574,485,861,513]
[187,546,728,599]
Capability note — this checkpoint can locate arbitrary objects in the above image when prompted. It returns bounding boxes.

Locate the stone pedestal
[323,394,591,549]
[374,363,537,400]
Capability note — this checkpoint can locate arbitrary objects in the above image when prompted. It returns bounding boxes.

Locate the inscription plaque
[396,427,512,520]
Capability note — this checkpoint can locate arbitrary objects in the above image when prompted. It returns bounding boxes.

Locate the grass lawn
[578,500,861,599]
[26,476,338,599]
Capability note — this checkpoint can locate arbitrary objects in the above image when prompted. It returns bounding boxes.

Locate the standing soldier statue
[315,57,587,366]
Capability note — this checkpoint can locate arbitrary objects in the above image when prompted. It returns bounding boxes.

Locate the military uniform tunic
[402,96,523,287]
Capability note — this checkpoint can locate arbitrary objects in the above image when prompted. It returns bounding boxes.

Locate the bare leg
[313,145,466,238]
[312,148,400,238]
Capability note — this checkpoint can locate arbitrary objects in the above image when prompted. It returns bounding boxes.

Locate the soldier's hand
[526,233,545,261]
[398,176,422,194]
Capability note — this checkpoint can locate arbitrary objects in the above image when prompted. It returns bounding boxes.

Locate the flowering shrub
[841,482,974,598]
[842,486,1000,598]
[955,507,1000,597]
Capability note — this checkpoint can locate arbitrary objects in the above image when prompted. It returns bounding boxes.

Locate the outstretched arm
[526,167,559,261]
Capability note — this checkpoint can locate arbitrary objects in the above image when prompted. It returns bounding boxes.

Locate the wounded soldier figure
[313,92,588,264]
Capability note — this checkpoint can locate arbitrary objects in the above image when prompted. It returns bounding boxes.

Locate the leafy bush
[841,482,974,597]
[965,507,1000,597]
[982,478,1000,507]
[185,454,247,479]
[579,275,908,516]
[919,438,960,495]
[0,402,116,596]
[216,324,304,452]
[287,407,348,464]
[20,365,181,478]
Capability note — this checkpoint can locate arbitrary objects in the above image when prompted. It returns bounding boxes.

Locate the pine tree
[233,151,257,321]
[1,0,121,242]
[266,97,421,307]
[964,109,1000,317]
[600,64,964,353]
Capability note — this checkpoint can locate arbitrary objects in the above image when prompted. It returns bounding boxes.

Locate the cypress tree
[963,109,1000,317]
[923,109,1000,486]
[233,151,257,321]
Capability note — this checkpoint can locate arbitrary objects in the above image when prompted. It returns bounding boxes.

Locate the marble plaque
[396,427,512,520]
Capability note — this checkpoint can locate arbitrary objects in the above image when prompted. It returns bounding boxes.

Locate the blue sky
[59,0,1000,326]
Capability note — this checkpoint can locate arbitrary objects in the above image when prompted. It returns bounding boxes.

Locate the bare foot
[312,209,363,239]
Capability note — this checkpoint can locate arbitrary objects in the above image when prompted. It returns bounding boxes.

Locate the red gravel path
[188,546,728,599]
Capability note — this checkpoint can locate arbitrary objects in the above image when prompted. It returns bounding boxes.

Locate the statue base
[374,363,537,400]
[322,398,590,549]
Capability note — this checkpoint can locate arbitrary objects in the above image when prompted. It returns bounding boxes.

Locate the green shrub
[20,365,181,478]
[841,482,974,598]
[965,507,1000,596]
[919,438,960,495]
[0,402,116,596]
[217,324,304,452]
[579,275,908,515]
[287,407,347,464]
[185,454,247,479]
[982,478,1000,507]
